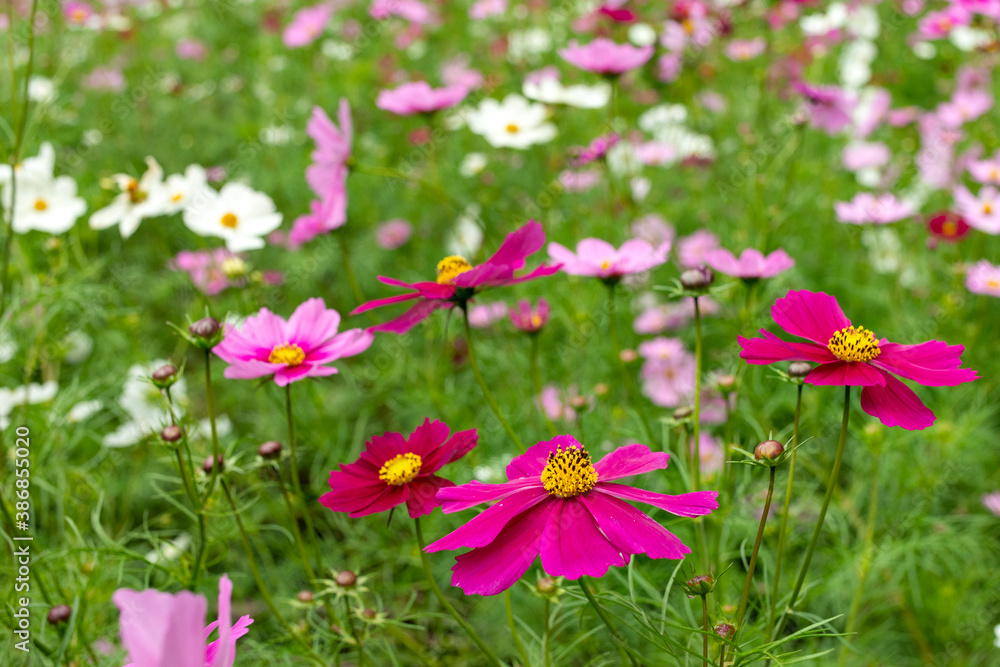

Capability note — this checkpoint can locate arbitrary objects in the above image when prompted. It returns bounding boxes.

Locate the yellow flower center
[33,199,48,211]
[988,279,1000,289]
[991,168,999,181]
[540,445,598,498]
[983,203,993,215]
[378,452,423,485]
[436,255,473,284]
[220,212,239,228]
[171,192,184,203]
[942,220,957,236]
[827,325,881,363]
[600,260,611,270]
[71,8,86,21]
[530,314,542,328]
[268,343,305,366]
[222,256,248,278]
[505,123,520,134]
[126,178,147,204]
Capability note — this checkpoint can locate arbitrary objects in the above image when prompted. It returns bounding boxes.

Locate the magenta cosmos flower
[548,237,670,282]
[320,419,476,518]
[509,297,550,333]
[283,3,334,48]
[425,435,718,595]
[214,298,372,386]
[290,101,352,246]
[739,290,977,430]
[113,575,252,667]
[352,221,560,333]
[704,247,795,279]
[376,81,469,115]
[559,38,653,75]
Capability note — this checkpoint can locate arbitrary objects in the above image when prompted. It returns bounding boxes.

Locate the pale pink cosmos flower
[283,3,334,48]
[171,249,247,296]
[794,81,854,135]
[638,337,696,407]
[548,237,670,280]
[290,101,352,246]
[469,0,506,20]
[937,89,993,128]
[113,575,252,667]
[691,432,723,478]
[509,298,550,333]
[468,302,509,328]
[370,0,433,24]
[631,215,675,248]
[954,185,1000,233]
[704,247,795,279]
[63,1,93,25]
[966,260,1000,297]
[537,385,577,422]
[982,492,1000,516]
[677,229,720,269]
[698,91,728,113]
[559,38,653,75]
[842,142,891,172]
[376,81,469,115]
[656,53,683,82]
[176,39,208,61]
[376,219,413,249]
[632,298,720,335]
[442,54,484,90]
[558,169,602,192]
[968,151,1000,185]
[887,107,920,127]
[725,37,766,61]
[635,141,678,167]
[917,6,971,39]
[83,67,125,92]
[214,298,372,387]
[834,193,914,225]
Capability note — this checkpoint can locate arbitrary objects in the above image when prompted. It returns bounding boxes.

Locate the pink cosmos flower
[982,492,1000,517]
[176,40,208,61]
[834,193,914,225]
[954,185,1000,233]
[842,142,891,172]
[376,81,469,116]
[537,385,578,422]
[214,298,372,387]
[376,219,413,249]
[547,238,670,281]
[171,249,246,295]
[63,1,93,25]
[927,211,970,242]
[794,81,854,135]
[569,133,620,167]
[638,337,696,407]
[635,141,678,167]
[632,215,675,248]
[283,3,334,48]
[692,432,723,478]
[969,151,1000,186]
[352,221,560,334]
[509,298,550,333]
[370,0,433,24]
[290,101,352,246]
[559,38,653,75]
[738,290,978,430]
[657,53,683,82]
[726,37,766,61]
[937,90,993,128]
[704,247,795,279]
[633,298,719,335]
[469,0,506,20]
[113,575,253,667]
[468,301,509,328]
[966,260,1000,297]
[320,419,476,518]
[441,54,484,90]
[917,6,971,39]
[83,67,125,92]
[677,229,720,269]
[424,436,718,595]
[558,169,602,192]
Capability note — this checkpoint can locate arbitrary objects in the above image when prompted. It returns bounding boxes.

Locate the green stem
[577,578,640,667]
[838,443,881,666]
[414,518,504,667]
[463,309,525,453]
[767,383,803,637]
[543,598,552,667]
[505,589,532,667]
[701,596,710,667]
[736,466,776,630]
[692,296,709,572]
[343,596,367,666]
[174,445,207,587]
[200,350,223,505]
[774,385,851,639]
[530,334,558,437]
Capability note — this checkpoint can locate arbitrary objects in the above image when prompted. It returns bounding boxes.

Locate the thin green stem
[701,596,710,667]
[201,350,222,505]
[414,518,504,667]
[343,596,367,666]
[692,296,709,572]
[463,309,525,453]
[174,445,207,587]
[774,385,851,639]
[506,589,532,667]
[543,598,552,667]
[736,466,776,630]
[530,334,558,437]
[767,383,803,637]
[577,578,640,667]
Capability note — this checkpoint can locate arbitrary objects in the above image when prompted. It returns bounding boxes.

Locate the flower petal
[286,298,340,347]
[581,491,690,559]
[371,300,450,334]
[804,361,886,387]
[771,290,852,344]
[425,486,551,551]
[593,443,670,481]
[405,475,454,518]
[113,588,206,667]
[872,340,979,387]
[738,331,836,365]
[437,478,546,513]
[860,375,935,430]
[506,435,579,479]
[596,484,719,517]
[539,499,628,580]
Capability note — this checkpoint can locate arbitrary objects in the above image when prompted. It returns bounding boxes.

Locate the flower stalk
[736,465,776,630]
[767,383,803,636]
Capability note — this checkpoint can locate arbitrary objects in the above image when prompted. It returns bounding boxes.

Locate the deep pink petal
[406,418,451,458]
[438,478,546,513]
[482,221,545,271]
[359,432,410,466]
[493,263,562,286]
[420,425,477,474]
[425,486,551,551]
[507,435,580,479]
[286,298,340,347]
[449,499,556,596]
[860,375,935,430]
[738,331,836,365]
[581,492,690,559]
[872,341,978,387]
[805,361,886,387]
[771,290,851,344]
[351,291,421,315]
[371,300,451,334]
[593,444,670,481]
[405,475,454,518]
[596,485,719,517]
[539,499,628,580]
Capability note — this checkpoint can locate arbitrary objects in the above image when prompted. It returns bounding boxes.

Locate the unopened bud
[297,590,314,603]
[47,605,72,625]
[161,425,183,443]
[679,267,714,290]
[536,576,557,594]
[788,361,812,378]
[202,454,223,473]
[362,608,377,620]
[258,440,282,459]
[336,570,357,588]
[151,364,179,388]
[189,317,222,348]
[672,406,693,420]
[716,374,737,392]
[683,574,715,597]
[754,440,784,461]
[593,382,609,396]
[570,395,588,410]
[714,622,735,640]
[619,349,638,363]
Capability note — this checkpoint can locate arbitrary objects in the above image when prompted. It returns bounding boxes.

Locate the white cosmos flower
[466,94,557,149]
[0,142,55,190]
[523,77,610,109]
[90,156,170,238]
[6,174,87,235]
[104,361,187,448]
[459,152,488,177]
[161,164,207,215]
[447,204,484,257]
[183,182,283,251]
[0,381,59,430]
[68,399,103,423]
[27,76,56,103]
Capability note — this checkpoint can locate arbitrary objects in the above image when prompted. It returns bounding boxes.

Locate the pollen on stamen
[827,325,881,363]
[378,452,423,486]
[268,343,305,366]
[436,255,473,284]
[540,445,598,498]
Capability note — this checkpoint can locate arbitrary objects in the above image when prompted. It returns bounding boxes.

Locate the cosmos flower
[558,169,602,192]
[965,260,1000,297]
[183,182,283,251]
[170,249,248,296]
[90,157,169,238]
[738,290,978,430]
[320,419,476,518]
[424,436,718,595]
[547,237,670,281]
[214,298,372,386]
[794,81,854,135]
[954,185,1000,233]
[375,219,413,249]
[376,81,469,115]
[982,492,1000,517]
[559,38,653,75]
[370,0,434,24]
[468,301,509,328]
[926,211,969,242]
[968,151,1000,185]
[103,361,188,448]
[1,167,86,235]
[466,95,557,149]
[469,0,506,20]
[726,37,766,61]
[290,101,352,245]
[638,337,696,407]
[522,69,610,108]
[0,381,58,430]
[352,221,560,334]
[161,164,208,215]
[677,230,720,269]
[283,3,334,47]
[834,192,914,225]
[703,247,795,279]
[113,575,253,667]
[509,298,550,333]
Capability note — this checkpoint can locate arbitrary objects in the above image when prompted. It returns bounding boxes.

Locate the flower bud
[683,574,715,597]
[714,622,735,640]
[619,348,638,363]
[47,605,72,625]
[569,395,588,411]
[679,267,714,290]
[672,406,693,420]
[536,576,558,594]
[336,570,357,588]
[593,382,609,396]
[202,454,223,474]
[189,317,223,348]
[362,608,377,620]
[787,361,812,378]
[297,590,315,603]
[754,440,784,461]
[716,374,737,393]
[258,440,283,459]
[151,364,179,389]
[161,425,183,443]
